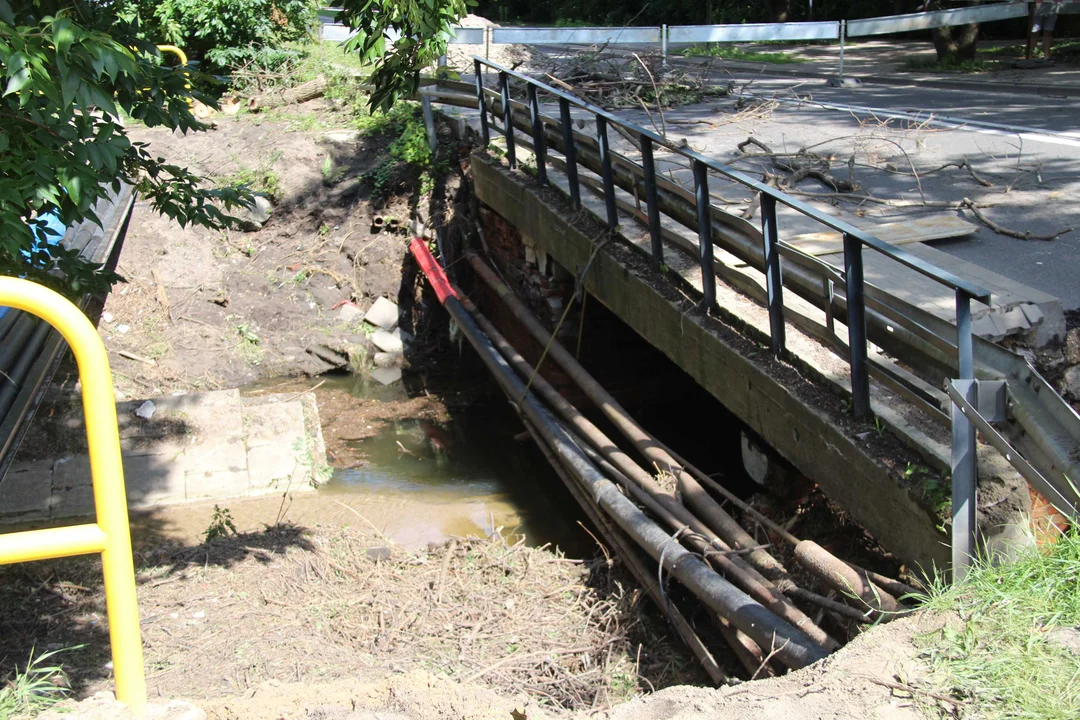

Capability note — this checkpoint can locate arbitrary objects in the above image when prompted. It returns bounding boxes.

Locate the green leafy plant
[0,2,252,297]
[204,504,238,540]
[115,0,321,72]
[337,0,475,111]
[0,646,76,718]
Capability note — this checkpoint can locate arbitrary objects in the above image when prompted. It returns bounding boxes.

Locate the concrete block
[246,443,309,492]
[242,401,306,449]
[185,470,250,501]
[47,481,95,519]
[123,453,187,508]
[52,454,93,489]
[183,435,247,476]
[0,459,54,518]
[373,352,404,368]
[363,296,399,330]
[1020,302,1045,327]
[338,303,363,324]
[371,328,404,353]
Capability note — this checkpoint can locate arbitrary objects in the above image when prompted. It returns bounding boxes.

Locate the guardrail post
[838,20,846,81]
[640,134,663,270]
[843,232,870,420]
[474,59,489,146]
[662,24,668,67]
[527,84,547,184]
[760,193,785,358]
[951,289,977,581]
[596,116,618,229]
[559,98,580,209]
[693,160,716,310]
[499,70,516,168]
[421,94,437,153]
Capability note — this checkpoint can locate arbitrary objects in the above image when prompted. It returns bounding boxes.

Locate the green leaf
[53,18,75,57]
[0,0,13,26]
[3,65,30,96]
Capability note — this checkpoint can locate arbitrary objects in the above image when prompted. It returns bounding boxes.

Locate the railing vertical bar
[596,115,618,228]
[843,232,870,420]
[951,290,977,581]
[692,160,716,310]
[759,193,785,357]
[527,84,547,183]
[559,98,580,209]
[824,277,835,335]
[499,70,515,168]
[640,134,663,269]
[474,59,489,146]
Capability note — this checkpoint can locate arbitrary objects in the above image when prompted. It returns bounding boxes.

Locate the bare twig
[961,198,1072,241]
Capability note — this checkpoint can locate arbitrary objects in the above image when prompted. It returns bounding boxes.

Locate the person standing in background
[1027,0,1063,61]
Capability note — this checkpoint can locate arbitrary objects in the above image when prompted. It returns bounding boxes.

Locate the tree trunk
[931,23,980,61]
[767,0,791,23]
[929,1,981,62]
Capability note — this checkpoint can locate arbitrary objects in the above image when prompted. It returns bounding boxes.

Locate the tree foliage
[115,0,320,71]
[0,1,250,296]
[337,0,475,112]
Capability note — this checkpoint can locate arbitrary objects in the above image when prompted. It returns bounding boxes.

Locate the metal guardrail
[471,56,990,424]
[667,20,840,43]
[491,26,662,45]
[0,278,146,712]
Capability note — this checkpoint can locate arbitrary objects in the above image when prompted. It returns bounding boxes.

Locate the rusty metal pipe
[413,242,828,669]
[465,251,786,580]
[456,289,837,652]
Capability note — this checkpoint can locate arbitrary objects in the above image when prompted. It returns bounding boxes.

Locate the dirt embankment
[100,99,463,399]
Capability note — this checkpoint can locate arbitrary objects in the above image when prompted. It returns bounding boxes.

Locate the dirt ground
[100,98,458,399]
[6,520,950,720]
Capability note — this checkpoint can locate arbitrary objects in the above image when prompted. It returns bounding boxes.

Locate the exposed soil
[100,99,460,399]
[0,522,695,716]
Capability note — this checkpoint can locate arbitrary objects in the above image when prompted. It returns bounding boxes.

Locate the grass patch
[900,56,997,74]
[219,150,284,202]
[682,44,804,64]
[917,528,1080,718]
[982,40,1080,62]
[0,647,74,718]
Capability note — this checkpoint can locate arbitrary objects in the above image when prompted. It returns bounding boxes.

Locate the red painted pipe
[409,237,457,305]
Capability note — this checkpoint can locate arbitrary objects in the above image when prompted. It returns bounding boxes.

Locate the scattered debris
[371,328,404,354]
[363,297,399,331]
[233,196,273,231]
[134,400,157,420]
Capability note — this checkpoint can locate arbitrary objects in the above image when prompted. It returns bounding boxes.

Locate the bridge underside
[471,151,1033,571]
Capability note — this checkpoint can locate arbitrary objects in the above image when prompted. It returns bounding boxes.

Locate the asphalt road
[608,58,1080,310]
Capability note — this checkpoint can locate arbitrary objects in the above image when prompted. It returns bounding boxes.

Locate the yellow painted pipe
[156,45,189,66]
[0,524,107,564]
[0,278,146,714]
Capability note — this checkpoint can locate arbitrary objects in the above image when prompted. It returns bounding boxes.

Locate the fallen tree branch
[961,198,1072,241]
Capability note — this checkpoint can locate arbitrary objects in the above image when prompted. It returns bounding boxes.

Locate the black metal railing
[471,57,991,423]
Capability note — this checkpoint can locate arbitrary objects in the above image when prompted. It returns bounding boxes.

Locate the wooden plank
[785,215,977,257]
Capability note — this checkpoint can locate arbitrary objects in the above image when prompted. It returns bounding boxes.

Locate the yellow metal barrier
[0,278,146,713]
[156,44,189,67]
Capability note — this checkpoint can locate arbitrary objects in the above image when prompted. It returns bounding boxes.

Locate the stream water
[135,373,590,555]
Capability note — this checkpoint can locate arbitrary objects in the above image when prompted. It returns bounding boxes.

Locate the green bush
[117,0,321,71]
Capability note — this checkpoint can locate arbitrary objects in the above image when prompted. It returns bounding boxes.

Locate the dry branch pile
[537,48,724,110]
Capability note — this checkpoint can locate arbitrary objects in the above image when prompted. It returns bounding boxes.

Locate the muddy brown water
[135,374,591,555]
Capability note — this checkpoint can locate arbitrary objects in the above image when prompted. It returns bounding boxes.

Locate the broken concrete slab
[373,352,404,368]
[371,327,404,353]
[338,302,363,324]
[363,296,399,330]
[371,366,403,385]
[1,389,328,525]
